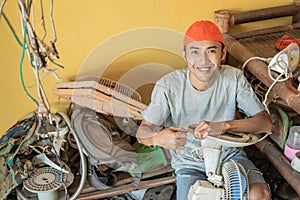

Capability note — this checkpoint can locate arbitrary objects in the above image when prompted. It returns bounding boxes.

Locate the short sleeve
[142,81,171,126]
[236,72,265,117]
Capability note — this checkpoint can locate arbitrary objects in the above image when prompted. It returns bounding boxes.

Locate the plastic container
[284,126,300,161]
[291,152,300,172]
[286,126,300,149]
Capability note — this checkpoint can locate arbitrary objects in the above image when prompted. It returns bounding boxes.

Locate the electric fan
[188,125,269,200]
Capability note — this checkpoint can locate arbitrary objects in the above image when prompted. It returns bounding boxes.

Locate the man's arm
[136,120,188,150]
[193,110,272,140]
[224,110,272,134]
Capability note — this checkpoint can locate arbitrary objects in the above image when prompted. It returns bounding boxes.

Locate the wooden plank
[77,176,176,200]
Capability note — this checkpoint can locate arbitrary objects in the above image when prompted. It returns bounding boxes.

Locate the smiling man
[137,20,272,200]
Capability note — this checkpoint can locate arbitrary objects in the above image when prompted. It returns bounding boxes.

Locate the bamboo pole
[256,138,300,196]
[223,33,300,115]
[214,10,231,33]
[215,1,300,33]
[229,4,300,26]
[231,23,300,40]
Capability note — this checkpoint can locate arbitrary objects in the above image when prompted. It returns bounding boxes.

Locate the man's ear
[221,47,227,64]
[182,50,187,62]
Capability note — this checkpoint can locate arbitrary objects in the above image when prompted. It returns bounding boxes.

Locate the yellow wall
[0,0,293,134]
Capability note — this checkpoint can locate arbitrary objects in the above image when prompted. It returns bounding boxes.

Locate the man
[136,20,272,200]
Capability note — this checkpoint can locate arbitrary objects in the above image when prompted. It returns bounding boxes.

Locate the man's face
[184,40,226,83]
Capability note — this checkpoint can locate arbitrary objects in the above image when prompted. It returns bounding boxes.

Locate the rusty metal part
[256,138,300,196]
[223,33,300,115]
[269,106,285,141]
[268,104,289,149]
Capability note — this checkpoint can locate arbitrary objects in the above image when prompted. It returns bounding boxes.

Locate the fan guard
[76,75,142,102]
[222,159,249,200]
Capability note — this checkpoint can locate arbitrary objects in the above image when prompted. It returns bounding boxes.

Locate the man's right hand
[153,126,187,150]
[137,120,187,150]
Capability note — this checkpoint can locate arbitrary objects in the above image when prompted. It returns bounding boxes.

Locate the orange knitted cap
[183,20,224,46]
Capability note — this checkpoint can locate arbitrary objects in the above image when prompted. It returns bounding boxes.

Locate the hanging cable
[20,23,39,107]
[50,0,57,44]
[241,57,271,72]
[0,0,7,16]
[32,59,51,117]
[39,0,47,42]
[262,73,284,113]
[1,12,24,47]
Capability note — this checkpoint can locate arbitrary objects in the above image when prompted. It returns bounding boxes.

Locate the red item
[183,20,224,46]
[276,34,300,50]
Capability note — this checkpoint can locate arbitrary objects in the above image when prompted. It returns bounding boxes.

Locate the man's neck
[189,74,210,91]
[189,70,219,91]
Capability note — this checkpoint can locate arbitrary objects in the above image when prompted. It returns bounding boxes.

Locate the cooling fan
[188,125,269,200]
[189,159,249,200]
[53,75,147,120]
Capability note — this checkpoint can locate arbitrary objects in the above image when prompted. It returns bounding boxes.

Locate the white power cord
[242,53,292,114]
[241,57,271,72]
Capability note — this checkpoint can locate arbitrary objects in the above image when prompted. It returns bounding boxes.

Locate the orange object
[183,20,224,46]
[276,34,300,50]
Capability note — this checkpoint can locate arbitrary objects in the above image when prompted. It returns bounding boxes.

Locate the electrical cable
[50,131,68,200]
[31,1,35,30]
[57,111,87,200]
[20,23,39,107]
[0,0,7,15]
[241,57,271,72]
[49,0,57,44]
[39,0,47,41]
[1,12,24,47]
[242,54,291,114]
[262,73,284,114]
[32,60,51,117]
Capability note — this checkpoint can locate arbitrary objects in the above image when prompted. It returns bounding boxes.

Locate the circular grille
[23,167,67,193]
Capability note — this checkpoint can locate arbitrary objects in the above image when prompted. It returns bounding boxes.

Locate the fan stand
[201,138,223,187]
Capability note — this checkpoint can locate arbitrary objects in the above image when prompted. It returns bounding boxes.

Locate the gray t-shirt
[142,65,265,172]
